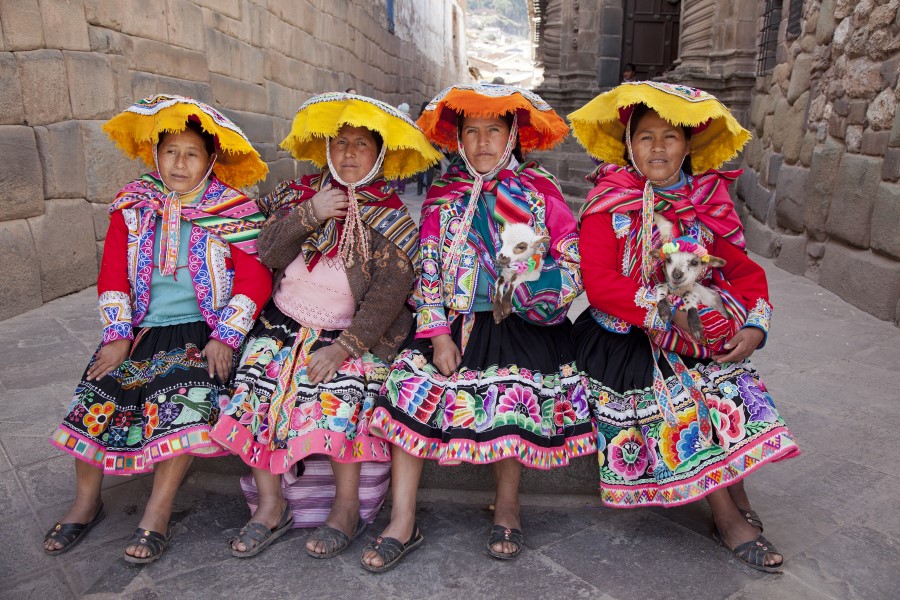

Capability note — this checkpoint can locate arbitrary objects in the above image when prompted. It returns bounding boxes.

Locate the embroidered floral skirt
[572,311,800,508]
[370,312,597,469]
[50,321,228,475]
[210,302,391,474]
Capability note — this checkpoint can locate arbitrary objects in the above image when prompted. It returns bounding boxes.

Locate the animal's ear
[536,235,551,246]
[648,248,662,260]
[707,256,726,268]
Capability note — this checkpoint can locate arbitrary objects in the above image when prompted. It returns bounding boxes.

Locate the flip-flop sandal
[736,507,764,532]
[123,526,174,564]
[306,516,367,559]
[44,502,106,556]
[712,527,783,574]
[231,503,294,558]
[360,526,424,573]
[487,525,524,560]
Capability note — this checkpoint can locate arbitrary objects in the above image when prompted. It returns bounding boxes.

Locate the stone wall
[0,0,468,321]
[736,0,900,324]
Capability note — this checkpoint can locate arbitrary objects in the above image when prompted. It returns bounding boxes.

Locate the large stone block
[786,54,812,104]
[91,201,109,241]
[85,0,168,43]
[816,0,836,44]
[804,137,844,240]
[64,51,116,119]
[209,73,267,114]
[34,121,86,199]
[774,164,809,232]
[80,120,143,203]
[205,29,264,85]
[0,125,43,220]
[825,154,883,248]
[866,88,896,131]
[774,232,808,276]
[819,242,900,321]
[128,37,209,82]
[0,0,44,50]
[783,91,809,164]
[0,219,42,320]
[38,0,90,50]
[27,198,98,302]
[192,0,241,20]
[16,49,72,125]
[219,108,272,145]
[870,182,900,260]
[740,211,779,258]
[771,97,791,152]
[155,75,212,103]
[0,52,24,124]
[165,0,205,51]
[883,148,900,181]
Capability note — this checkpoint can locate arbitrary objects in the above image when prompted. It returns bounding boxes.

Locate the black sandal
[306,517,367,559]
[43,503,105,556]
[123,527,174,564]
[487,524,524,560]
[737,507,764,532]
[360,525,424,573]
[713,527,783,573]
[231,504,294,558]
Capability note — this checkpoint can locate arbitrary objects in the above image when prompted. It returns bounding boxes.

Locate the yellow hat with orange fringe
[280,92,443,180]
[567,81,751,174]
[418,83,569,153]
[102,94,268,188]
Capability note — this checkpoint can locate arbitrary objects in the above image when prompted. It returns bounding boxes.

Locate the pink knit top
[273,253,355,330]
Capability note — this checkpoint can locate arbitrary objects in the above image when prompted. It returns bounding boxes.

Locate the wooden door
[622,0,681,79]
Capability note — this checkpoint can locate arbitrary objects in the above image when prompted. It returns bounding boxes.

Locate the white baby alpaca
[493,223,550,323]
[649,243,727,340]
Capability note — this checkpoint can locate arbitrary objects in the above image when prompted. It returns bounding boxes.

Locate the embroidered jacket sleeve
[580,212,668,331]
[97,210,134,344]
[209,245,272,349]
[511,191,583,324]
[709,236,772,346]
[336,232,416,358]
[257,200,319,270]
[414,205,451,338]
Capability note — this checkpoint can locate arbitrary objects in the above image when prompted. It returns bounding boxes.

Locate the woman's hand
[431,334,462,377]
[202,339,234,381]
[86,339,131,380]
[713,327,765,363]
[307,343,350,385]
[310,184,349,222]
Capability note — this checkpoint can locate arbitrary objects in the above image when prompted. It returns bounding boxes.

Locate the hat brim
[102,95,268,188]
[417,84,569,154]
[567,81,751,173]
[280,93,443,180]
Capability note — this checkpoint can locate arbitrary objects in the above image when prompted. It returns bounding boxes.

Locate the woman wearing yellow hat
[363,83,595,570]
[210,93,441,559]
[44,94,273,563]
[569,81,799,573]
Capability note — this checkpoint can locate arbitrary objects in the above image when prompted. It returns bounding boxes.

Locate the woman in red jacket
[44,95,272,563]
[569,82,799,573]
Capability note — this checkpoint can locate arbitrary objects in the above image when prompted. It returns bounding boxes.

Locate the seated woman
[45,94,272,563]
[363,83,596,571]
[568,81,800,572]
[211,93,441,559]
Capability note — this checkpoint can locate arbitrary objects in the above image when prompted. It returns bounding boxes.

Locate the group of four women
[43,82,798,574]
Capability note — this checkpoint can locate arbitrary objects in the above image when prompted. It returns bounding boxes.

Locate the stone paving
[2,191,900,599]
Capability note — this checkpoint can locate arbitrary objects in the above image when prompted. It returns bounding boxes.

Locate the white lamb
[649,236,727,340]
[493,222,550,323]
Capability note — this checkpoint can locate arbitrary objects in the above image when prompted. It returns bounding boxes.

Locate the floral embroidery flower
[553,399,576,428]
[321,392,352,432]
[737,374,777,422]
[718,381,738,399]
[157,400,182,424]
[385,370,441,422]
[569,383,591,419]
[107,426,128,448]
[184,345,203,363]
[82,401,115,437]
[607,428,650,481]
[675,422,703,462]
[706,394,745,450]
[143,402,159,438]
[494,385,542,433]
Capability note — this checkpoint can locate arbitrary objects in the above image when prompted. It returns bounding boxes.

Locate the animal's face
[497,223,549,266]
[663,253,702,287]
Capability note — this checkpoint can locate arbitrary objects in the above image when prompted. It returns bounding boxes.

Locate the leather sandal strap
[732,537,775,567]
[309,525,351,554]
[127,528,169,555]
[364,535,405,564]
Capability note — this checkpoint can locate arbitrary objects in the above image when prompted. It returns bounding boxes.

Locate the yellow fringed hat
[567,81,751,174]
[280,92,443,180]
[418,83,569,154]
[102,94,268,188]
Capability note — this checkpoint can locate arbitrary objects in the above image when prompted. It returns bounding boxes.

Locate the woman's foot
[713,512,782,569]
[490,499,521,557]
[361,514,416,569]
[306,498,361,556]
[727,481,763,531]
[43,497,103,553]
[126,509,174,561]
[231,498,288,554]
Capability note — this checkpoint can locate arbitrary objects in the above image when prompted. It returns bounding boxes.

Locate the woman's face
[329,125,379,184]
[630,109,691,182]
[157,128,213,193]
[460,116,511,174]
